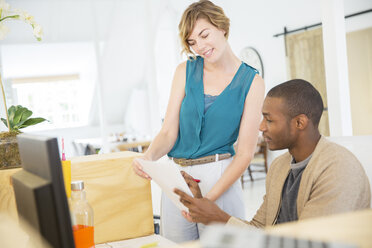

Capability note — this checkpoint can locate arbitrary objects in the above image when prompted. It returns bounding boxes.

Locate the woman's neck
[203,44,241,73]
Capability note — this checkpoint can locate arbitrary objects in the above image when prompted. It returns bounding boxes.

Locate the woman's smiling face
[187,18,228,63]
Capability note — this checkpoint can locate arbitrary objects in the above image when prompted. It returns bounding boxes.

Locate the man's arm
[174,188,268,228]
[175,171,268,227]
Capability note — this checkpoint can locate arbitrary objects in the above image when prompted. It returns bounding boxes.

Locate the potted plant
[0,0,44,169]
[0,105,47,169]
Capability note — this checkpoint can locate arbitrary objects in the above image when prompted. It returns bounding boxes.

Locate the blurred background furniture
[115,141,151,153]
[241,139,268,187]
[73,137,151,155]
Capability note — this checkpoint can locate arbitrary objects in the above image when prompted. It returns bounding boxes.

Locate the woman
[133,0,265,243]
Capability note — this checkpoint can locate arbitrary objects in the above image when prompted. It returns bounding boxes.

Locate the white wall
[1,0,371,153]
[210,0,371,91]
[3,0,370,124]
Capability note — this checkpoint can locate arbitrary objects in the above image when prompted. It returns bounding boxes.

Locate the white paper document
[136,158,193,213]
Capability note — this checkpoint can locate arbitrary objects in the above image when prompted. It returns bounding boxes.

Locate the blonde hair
[178,0,230,58]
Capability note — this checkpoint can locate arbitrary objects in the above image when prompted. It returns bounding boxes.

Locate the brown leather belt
[170,153,231,167]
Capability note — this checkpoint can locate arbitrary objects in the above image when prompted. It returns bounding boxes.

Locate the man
[175,79,371,228]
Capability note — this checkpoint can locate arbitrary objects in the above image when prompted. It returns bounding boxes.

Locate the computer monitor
[12,134,75,248]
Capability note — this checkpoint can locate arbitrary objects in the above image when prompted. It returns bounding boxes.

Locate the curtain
[285,28,330,136]
[346,27,372,135]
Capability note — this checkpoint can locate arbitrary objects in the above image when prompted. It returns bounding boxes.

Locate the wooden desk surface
[266,209,372,248]
[96,234,179,248]
[178,209,372,248]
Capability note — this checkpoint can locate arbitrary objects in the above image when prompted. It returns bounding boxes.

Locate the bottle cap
[71,180,84,191]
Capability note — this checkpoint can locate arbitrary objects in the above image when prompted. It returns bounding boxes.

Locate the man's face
[259,97,296,151]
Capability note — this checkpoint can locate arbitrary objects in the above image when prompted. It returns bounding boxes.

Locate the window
[11,74,87,129]
[1,42,97,130]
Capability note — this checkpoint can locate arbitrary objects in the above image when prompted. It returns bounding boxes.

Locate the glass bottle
[70,180,95,248]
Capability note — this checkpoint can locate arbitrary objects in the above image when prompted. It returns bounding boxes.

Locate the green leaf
[13,106,33,126]
[5,106,17,129]
[8,105,17,122]
[17,109,33,127]
[19,117,48,129]
[13,107,29,126]
[1,118,8,128]
[21,109,33,121]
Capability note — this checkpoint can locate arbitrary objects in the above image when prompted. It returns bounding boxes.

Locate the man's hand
[174,188,231,225]
[180,171,202,198]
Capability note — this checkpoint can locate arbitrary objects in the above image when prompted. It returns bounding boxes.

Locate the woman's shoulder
[186,55,204,65]
[175,56,201,70]
[176,61,187,70]
[241,61,259,74]
[177,56,203,75]
[188,55,202,61]
[173,61,186,76]
[240,61,264,86]
[251,74,264,86]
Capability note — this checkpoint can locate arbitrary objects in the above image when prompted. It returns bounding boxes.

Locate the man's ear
[294,114,309,130]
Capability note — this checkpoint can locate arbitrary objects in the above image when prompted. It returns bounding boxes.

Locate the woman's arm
[205,74,265,201]
[133,62,186,178]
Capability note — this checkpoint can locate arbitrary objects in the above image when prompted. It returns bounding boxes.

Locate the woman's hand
[132,157,152,180]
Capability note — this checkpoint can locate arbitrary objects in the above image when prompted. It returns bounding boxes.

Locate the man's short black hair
[267,79,324,126]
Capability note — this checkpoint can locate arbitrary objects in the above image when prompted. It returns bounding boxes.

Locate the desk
[266,209,372,248]
[70,151,154,243]
[178,209,372,248]
[96,234,179,248]
[0,151,154,244]
[0,213,177,248]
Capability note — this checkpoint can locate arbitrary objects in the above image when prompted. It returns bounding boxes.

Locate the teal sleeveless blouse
[168,56,257,159]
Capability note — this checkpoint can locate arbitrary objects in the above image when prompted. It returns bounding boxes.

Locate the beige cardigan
[228,136,371,228]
